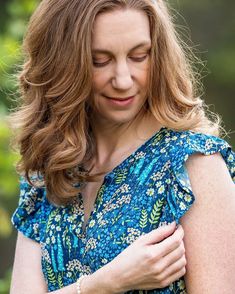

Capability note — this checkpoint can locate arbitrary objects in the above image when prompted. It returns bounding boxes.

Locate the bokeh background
[0,0,234,293]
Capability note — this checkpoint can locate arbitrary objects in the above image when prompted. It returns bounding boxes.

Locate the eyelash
[93,55,148,68]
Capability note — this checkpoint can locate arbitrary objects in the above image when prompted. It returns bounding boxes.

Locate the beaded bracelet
[76,275,88,294]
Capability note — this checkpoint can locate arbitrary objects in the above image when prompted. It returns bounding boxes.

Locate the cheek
[92,71,110,93]
[132,61,150,87]
[137,68,149,89]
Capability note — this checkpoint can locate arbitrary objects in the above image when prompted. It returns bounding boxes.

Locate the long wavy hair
[10,0,221,204]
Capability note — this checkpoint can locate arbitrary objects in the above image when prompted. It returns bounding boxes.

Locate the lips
[105,95,135,101]
[104,95,135,107]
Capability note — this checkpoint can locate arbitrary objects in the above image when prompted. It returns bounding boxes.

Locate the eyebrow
[92,41,151,55]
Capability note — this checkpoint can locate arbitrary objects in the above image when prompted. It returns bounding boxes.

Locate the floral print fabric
[12,128,235,293]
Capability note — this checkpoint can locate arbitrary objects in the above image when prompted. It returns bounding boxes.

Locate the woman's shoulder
[161,128,233,169]
[160,128,235,222]
[165,128,229,150]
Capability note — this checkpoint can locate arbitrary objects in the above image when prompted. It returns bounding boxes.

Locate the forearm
[47,265,123,294]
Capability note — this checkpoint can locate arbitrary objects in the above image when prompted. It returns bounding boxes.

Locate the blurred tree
[170,0,235,145]
[0,0,9,34]
[0,116,19,289]
[0,0,39,110]
[0,0,39,287]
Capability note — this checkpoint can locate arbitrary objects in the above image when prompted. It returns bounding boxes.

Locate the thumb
[142,222,177,245]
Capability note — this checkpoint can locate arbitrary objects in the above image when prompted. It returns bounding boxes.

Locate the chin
[104,112,142,126]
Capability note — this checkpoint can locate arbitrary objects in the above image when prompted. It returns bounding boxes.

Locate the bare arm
[10,232,47,294]
[182,153,235,293]
[10,232,112,294]
[11,222,186,293]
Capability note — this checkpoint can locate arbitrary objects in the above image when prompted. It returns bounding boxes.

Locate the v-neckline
[79,126,167,236]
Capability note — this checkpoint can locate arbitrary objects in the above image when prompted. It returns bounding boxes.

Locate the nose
[112,60,133,90]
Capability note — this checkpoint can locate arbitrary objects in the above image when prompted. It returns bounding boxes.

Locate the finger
[138,263,186,290]
[157,259,186,289]
[157,254,187,282]
[153,241,185,274]
[152,225,184,257]
[142,222,177,245]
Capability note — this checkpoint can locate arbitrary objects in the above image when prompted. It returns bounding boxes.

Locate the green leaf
[46,264,57,286]
[115,169,128,184]
[149,198,165,225]
[58,273,64,289]
[139,209,148,229]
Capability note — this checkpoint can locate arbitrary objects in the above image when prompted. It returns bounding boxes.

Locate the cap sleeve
[11,177,46,242]
[166,132,235,223]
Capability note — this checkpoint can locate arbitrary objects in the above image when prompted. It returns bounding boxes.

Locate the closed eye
[93,59,110,68]
[92,54,149,67]
[130,55,148,62]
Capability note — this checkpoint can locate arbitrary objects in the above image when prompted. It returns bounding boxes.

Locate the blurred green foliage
[0,0,39,109]
[0,0,234,292]
[0,269,11,294]
[0,118,19,293]
[0,0,38,227]
[0,117,19,235]
[0,0,39,292]
[171,0,235,140]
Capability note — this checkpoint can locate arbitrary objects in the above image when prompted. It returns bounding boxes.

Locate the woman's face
[91,8,151,127]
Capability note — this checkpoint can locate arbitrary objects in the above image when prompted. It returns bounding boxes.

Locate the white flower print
[51,236,56,244]
[55,215,61,222]
[151,171,163,181]
[67,259,82,272]
[228,154,234,162]
[156,181,162,188]
[205,139,213,150]
[125,228,141,244]
[82,265,92,275]
[85,238,97,253]
[158,185,165,194]
[179,202,186,210]
[41,244,51,264]
[184,194,192,202]
[146,188,154,196]
[166,178,171,184]
[89,219,96,228]
[135,151,146,159]
[177,279,186,290]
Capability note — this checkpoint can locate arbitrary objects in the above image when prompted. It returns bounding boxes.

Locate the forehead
[92,9,151,51]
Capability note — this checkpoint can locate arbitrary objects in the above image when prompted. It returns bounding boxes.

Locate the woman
[10,0,235,293]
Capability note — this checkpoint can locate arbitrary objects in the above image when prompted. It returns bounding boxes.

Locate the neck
[88,112,162,172]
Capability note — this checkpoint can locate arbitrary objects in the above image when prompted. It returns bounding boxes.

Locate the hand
[106,222,186,293]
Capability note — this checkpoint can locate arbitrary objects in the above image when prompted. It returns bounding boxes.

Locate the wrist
[77,275,89,294]
[81,266,124,294]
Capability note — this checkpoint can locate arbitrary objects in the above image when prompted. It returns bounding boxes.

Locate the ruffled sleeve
[166,131,235,223]
[11,177,46,242]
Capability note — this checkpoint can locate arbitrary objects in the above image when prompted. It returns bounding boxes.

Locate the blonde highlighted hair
[10,0,221,204]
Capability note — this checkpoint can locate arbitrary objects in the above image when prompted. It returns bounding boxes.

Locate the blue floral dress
[12,128,235,293]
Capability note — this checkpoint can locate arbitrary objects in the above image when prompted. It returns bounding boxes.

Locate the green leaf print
[62,227,69,244]
[149,198,165,225]
[97,185,105,203]
[46,209,59,233]
[115,169,128,184]
[111,213,122,224]
[139,209,148,229]
[58,273,64,289]
[46,264,57,286]
[65,235,72,252]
